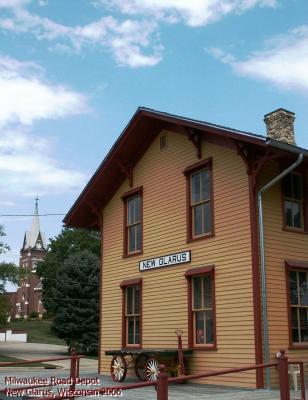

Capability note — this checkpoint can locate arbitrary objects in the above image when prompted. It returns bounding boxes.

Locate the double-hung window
[122,187,143,256]
[185,266,216,349]
[121,279,142,348]
[283,172,305,230]
[184,158,214,242]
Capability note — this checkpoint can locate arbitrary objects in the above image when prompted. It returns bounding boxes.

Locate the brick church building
[13,199,47,319]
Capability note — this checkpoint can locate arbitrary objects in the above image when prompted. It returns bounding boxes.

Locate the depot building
[64,107,308,388]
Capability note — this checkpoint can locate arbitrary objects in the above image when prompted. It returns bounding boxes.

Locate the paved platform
[0,346,305,399]
[0,369,302,400]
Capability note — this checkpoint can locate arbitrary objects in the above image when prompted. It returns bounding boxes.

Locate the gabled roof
[63,107,308,229]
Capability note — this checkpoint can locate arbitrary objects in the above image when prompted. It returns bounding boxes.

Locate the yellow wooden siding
[258,163,308,387]
[100,130,256,387]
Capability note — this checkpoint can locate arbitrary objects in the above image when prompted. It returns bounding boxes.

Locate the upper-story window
[191,169,211,237]
[184,158,214,242]
[283,172,305,230]
[122,187,143,257]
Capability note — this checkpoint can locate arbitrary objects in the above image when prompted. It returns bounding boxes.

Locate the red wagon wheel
[110,355,127,382]
[134,354,149,381]
[146,357,160,381]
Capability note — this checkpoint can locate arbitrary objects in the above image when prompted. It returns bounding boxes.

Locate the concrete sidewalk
[0,342,98,373]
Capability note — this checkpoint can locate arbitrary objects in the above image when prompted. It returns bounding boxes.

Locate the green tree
[0,225,19,325]
[36,227,100,314]
[50,250,100,354]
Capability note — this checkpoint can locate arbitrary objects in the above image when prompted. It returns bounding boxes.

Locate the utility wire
[0,214,65,217]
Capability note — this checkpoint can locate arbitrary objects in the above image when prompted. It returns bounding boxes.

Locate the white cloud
[0,0,29,8]
[0,5,162,68]
[0,0,277,68]
[98,0,277,27]
[0,129,86,196]
[0,55,87,127]
[208,25,308,92]
[0,55,87,197]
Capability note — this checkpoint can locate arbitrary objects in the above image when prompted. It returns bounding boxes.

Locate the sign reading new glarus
[139,251,191,272]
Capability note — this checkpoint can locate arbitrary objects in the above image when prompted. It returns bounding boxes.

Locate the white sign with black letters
[139,251,191,272]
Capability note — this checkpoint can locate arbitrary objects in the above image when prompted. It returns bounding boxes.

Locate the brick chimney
[264,108,296,145]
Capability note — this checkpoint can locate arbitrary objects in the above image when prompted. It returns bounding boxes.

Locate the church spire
[22,197,46,252]
[30,196,40,236]
[34,196,39,215]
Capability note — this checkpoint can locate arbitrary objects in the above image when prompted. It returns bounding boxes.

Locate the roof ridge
[138,106,266,140]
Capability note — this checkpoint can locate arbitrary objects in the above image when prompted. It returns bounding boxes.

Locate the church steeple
[22,197,46,252]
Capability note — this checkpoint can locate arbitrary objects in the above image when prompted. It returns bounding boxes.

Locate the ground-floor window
[288,268,308,344]
[193,274,214,345]
[120,278,142,348]
[185,265,216,349]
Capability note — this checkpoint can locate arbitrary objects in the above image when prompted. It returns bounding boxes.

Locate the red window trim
[121,186,143,200]
[185,265,214,277]
[285,260,308,349]
[183,158,215,243]
[285,260,308,270]
[281,170,308,233]
[122,186,143,258]
[183,158,212,176]
[185,265,217,350]
[121,278,142,350]
[120,278,142,288]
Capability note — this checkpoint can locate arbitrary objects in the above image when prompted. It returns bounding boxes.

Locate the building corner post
[258,153,303,389]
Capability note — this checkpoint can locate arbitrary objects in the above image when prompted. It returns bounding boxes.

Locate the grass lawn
[8,319,66,346]
[0,354,57,368]
[85,355,98,360]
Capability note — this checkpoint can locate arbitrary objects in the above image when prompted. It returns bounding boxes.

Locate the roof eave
[266,139,308,157]
[63,108,308,229]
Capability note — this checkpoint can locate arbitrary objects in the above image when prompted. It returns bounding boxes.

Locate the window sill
[123,251,143,259]
[282,227,308,235]
[191,344,217,351]
[122,345,142,350]
[187,233,215,243]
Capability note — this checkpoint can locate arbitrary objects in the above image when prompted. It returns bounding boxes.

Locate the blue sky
[1,0,308,280]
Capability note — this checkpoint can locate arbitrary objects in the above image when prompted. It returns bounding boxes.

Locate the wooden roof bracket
[116,160,134,187]
[233,140,251,175]
[87,201,102,227]
[233,140,282,188]
[251,151,282,188]
[184,127,202,159]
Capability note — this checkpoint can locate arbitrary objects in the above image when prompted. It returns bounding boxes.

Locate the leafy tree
[36,227,100,314]
[0,225,20,325]
[0,296,10,326]
[50,250,100,354]
[0,262,20,292]
[0,226,9,255]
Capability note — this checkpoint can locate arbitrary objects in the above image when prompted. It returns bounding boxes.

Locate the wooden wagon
[105,330,192,382]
